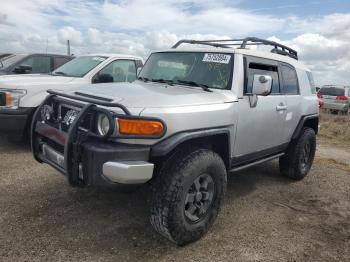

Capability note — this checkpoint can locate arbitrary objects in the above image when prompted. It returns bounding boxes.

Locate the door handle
[276,103,287,111]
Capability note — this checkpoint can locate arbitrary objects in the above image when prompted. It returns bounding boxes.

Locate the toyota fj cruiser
[31,37,319,246]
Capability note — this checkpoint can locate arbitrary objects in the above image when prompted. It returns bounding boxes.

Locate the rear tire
[279,127,316,180]
[150,149,227,246]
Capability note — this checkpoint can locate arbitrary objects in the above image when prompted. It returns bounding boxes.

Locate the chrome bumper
[103,161,154,184]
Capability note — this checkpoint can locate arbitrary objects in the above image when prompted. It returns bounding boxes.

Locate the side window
[306,71,316,94]
[53,57,71,70]
[96,60,137,83]
[281,65,299,95]
[19,56,51,73]
[246,61,280,94]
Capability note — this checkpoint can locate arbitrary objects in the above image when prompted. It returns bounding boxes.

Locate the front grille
[40,98,97,136]
[59,104,80,132]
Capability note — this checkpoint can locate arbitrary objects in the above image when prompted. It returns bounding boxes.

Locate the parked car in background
[318,85,350,114]
[0,53,73,75]
[0,54,143,137]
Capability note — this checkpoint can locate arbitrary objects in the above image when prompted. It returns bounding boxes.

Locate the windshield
[139,52,233,90]
[0,54,27,68]
[52,56,107,77]
[319,86,345,96]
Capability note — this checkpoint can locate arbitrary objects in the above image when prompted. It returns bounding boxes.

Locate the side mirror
[14,65,32,74]
[137,67,142,76]
[92,73,114,84]
[252,75,272,96]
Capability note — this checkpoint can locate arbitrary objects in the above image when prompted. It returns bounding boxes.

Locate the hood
[0,74,76,89]
[68,80,237,108]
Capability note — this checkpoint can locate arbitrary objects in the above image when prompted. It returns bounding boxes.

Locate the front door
[233,56,287,162]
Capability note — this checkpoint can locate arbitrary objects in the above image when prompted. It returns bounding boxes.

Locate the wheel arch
[292,114,319,139]
[151,128,231,169]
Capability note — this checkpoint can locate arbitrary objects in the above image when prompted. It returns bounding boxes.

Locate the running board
[230,153,284,172]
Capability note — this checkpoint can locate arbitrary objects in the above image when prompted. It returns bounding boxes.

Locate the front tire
[150,149,227,246]
[279,127,316,180]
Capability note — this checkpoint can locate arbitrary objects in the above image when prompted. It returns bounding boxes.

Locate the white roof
[152,47,309,71]
[79,53,143,60]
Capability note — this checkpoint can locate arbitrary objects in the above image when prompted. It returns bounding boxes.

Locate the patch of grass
[318,111,350,145]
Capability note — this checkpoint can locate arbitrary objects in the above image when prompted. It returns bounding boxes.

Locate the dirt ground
[0,134,349,262]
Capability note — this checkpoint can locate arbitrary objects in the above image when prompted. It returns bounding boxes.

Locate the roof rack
[172,37,298,60]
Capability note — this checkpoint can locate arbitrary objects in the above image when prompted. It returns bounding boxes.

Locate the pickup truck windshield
[139,52,233,90]
[52,56,107,77]
[0,54,27,68]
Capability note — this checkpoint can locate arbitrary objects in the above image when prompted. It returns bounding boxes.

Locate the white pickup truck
[0,53,143,136]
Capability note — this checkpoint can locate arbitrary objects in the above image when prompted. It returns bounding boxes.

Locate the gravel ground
[0,136,349,262]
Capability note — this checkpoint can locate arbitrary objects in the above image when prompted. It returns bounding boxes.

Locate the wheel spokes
[185,193,196,204]
[184,174,215,222]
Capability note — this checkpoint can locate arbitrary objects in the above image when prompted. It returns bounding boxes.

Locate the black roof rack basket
[172,37,298,60]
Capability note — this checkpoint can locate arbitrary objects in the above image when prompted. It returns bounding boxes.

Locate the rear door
[233,56,287,162]
[279,63,303,141]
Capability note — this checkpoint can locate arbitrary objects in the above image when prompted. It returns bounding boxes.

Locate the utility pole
[67,40,71,56]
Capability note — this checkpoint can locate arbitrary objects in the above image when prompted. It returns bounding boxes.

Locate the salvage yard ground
[0,112,349,261]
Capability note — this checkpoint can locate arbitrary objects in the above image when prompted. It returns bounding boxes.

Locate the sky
[1,0,350,86]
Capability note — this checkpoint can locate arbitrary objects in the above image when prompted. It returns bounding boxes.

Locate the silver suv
[31,37,319,246]
[318,85,350,114]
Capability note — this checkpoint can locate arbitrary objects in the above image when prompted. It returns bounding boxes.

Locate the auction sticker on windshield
[203,53,231,64]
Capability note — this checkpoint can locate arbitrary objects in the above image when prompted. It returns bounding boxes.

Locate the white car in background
[0,54,144,137]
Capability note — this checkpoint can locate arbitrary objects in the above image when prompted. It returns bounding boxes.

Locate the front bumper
[32,94,154,187]
[0,107,35,133]
[37,139,153,186]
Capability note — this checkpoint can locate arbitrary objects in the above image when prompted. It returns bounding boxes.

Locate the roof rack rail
[172,37,298,60]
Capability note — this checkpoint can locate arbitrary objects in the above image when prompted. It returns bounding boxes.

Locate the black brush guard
[31,90,134,187]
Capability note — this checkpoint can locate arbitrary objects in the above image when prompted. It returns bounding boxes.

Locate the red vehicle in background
[317,92,324,108]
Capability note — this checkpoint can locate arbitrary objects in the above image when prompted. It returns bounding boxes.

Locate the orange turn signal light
[118,118,164,136]
[5,92,11,108]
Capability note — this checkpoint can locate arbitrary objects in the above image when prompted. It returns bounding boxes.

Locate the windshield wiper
[176,80,213,92]
[138,76,150,82]
[151,78,174,86]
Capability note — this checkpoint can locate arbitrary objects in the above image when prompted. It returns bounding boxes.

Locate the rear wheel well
[303,117,319,135]
[293,116,319,140]
[152,134,230,170]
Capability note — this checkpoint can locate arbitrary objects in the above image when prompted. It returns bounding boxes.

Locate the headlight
[0,88,27,109]
[97,113,112,136]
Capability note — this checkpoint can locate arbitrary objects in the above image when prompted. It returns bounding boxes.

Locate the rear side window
[19,56,51,73]
[306,71,316,94]
[53,57,71,70]
[281,65,299,95]
[245,60,280,94]
[319,87,345,96]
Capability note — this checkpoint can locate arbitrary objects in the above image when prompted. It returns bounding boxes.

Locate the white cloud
[0,0,350,85]
[57,26,83,45]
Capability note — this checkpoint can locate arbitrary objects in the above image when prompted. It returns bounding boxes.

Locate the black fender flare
[151,127,231,161]
[292,113,319,139]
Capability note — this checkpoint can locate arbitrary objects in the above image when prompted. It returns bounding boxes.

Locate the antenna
[67,40,71,56]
